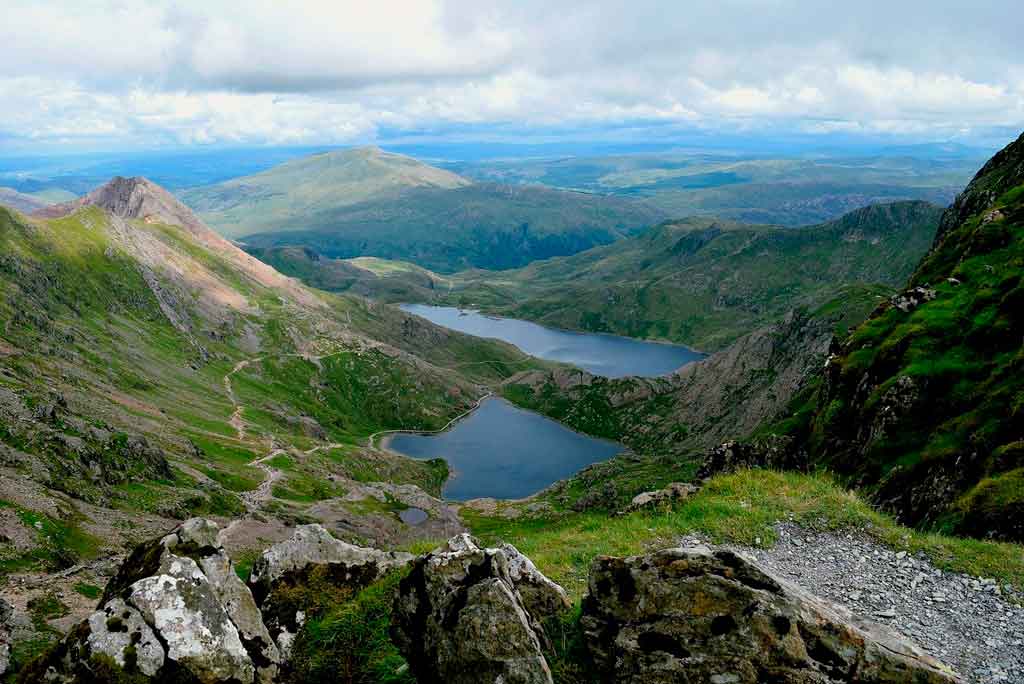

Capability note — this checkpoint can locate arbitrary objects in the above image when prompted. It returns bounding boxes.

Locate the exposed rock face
[797,133,1024,539]
[248,524,413,657]
[890,285,937,312]
[581,546,961,684]
[391,534,567,684]
[512,306,834,460]
[697,436,807,480]
[620,482,700,514]
[24,518,279,684]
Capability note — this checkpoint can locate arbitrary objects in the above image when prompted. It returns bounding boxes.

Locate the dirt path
[223,358,261,440]
[702,523,1024,683]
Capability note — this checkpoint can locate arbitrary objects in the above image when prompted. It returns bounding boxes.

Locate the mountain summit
[181,147,471,239]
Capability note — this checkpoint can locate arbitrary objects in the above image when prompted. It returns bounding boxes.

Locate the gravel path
[696,523,1024,683]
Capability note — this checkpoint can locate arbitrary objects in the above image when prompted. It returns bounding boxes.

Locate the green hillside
[184,147,665,272]
[180,146,471,239]
[0,177,542,598]
[361,200,938,351]
[765,132,1024,541]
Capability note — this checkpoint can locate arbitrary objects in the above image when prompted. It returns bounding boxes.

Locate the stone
[248,524,413,654]
[890,286,938,313]
[620,482,700,514]
[499,542,572,619]
[391,534,561,684]
[24,518,278,684]
[581,545,962,683]
[85,599,164,676]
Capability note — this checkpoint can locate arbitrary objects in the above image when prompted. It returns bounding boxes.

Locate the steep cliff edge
[793,132,1024,540]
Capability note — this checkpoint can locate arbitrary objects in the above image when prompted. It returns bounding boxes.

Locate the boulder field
[19,519,963,683]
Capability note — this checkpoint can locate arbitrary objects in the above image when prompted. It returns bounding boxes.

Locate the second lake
[400,304,703,378]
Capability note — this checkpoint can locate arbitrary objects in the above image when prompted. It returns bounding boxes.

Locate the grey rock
[392,534,557,684]
[620,482,700,514]
[499,542,571,619]
[581,545,962,683]
[249,524,413,652]
[28,518,277,684]
[85,599,164,676]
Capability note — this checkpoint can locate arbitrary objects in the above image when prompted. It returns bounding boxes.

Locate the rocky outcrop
[248,524,413,657]
[391,534,567,684]
[511,306,835,460]
[581,546,961,683]
[618,481,700,514]
[697,435,807,479]
[24,518,279,684]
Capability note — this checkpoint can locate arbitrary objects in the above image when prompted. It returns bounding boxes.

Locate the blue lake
[384,397,623,500]
[400,304,702,378]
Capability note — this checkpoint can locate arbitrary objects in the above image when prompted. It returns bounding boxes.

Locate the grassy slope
[0,200,541,571]
[181,146,470,239]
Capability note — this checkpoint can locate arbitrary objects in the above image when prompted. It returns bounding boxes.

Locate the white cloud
[0,0,1021,148]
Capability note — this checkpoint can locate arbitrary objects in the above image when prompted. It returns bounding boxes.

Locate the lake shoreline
[382,396,626,500]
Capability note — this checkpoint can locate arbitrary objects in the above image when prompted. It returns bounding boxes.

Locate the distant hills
[446,152,980,226]
[0,186,75,213]
[183,146,666,272]
[261,200,942,352]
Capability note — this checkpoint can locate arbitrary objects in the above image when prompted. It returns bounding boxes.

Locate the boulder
[581,546,961,683]
[24,518,278,684]
[620,482,700,514]
[391,534,567,684]
[248,524,413,657]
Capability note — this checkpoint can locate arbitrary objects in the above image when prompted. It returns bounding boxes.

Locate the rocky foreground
[5,518,992,683]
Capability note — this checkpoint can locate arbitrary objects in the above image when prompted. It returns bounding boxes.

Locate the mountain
[764,132,1024,541]
[184,147,666,272]
[181,146,471,239]
[0,176,547,672]
[392,200,940,351]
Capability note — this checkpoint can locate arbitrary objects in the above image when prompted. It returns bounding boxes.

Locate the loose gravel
[684,522,1024,683]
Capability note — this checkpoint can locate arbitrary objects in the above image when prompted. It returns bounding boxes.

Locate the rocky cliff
[771,131,1024,540]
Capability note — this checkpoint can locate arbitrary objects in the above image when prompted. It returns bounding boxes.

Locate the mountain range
[256,200,942,352]
[183,146,665,272]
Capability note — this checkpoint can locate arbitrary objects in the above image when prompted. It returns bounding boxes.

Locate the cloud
[1,0,1021,149]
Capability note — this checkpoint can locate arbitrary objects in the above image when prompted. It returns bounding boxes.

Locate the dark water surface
[400,304,703,378]
[384,397,623,500]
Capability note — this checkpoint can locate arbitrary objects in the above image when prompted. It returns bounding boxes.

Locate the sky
[2,0,1023,153]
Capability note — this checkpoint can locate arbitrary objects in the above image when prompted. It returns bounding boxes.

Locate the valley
[0,138,1022,684]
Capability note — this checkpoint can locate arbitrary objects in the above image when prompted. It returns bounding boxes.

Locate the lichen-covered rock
[0,599,12,677]
[248,524,413,656]
[85,599,164,676]
[499,543,571,619]
[391,534,563,684]
[581,546,962,684]
[23,518,278,684]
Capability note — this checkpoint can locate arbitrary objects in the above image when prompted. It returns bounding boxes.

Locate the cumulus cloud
[1,0,1022,148]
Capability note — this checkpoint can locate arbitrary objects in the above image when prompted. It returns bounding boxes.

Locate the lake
[400,304,702,378]
[383,397,623,500]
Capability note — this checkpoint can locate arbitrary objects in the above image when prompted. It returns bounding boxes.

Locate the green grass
[287,570,414,684]
[466,470,1024,600]
[72,582,103,601]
